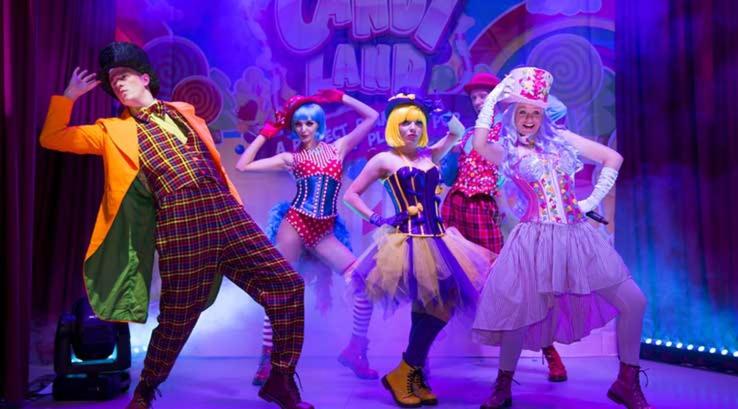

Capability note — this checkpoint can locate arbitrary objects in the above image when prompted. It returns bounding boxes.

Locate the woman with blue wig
[471,67,650,409]
[236,89,379,384]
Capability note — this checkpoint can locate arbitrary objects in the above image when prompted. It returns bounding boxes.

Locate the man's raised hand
[63,67,101,101]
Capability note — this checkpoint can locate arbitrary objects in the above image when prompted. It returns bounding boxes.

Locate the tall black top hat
[98,42,160,97]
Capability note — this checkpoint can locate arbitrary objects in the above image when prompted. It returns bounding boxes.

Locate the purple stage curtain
[616,1,738,346]
[31,0,116,366]
[2,0,36,405]
[2,0,114,405]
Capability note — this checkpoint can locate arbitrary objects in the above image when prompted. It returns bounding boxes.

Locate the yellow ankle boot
[410,367,438,406]
[381,359,422,408]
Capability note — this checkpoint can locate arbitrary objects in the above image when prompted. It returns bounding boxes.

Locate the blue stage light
[53,298,131,400]
[642,335,738,374]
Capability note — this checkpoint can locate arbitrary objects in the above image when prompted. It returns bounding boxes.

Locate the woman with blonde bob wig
[343,94,494,408]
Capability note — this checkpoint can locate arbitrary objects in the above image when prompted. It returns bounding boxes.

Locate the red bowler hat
[275,95,321,129]
[463,72,501,94]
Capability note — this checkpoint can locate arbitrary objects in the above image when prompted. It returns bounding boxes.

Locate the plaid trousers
[139,181,305,388]
[441,189,504,254]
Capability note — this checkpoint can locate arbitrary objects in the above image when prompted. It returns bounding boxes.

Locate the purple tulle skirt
[349,226,494,319]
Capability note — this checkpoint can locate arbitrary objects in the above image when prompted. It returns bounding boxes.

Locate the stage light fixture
[53,298,132,401]
[641,337,738,374]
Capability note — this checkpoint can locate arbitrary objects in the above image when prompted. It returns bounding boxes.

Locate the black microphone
[586,211,609,225]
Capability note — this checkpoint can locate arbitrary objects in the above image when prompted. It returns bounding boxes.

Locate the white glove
[446,114,466,137]
[578,167,618,213]
[475,76,514,130]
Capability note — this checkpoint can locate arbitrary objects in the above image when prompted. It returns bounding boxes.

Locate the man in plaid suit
[39,42,313,409]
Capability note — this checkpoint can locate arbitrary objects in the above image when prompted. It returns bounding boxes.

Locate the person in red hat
[235,90,380,383]
[39,42,313,409]
[441,72,505,255]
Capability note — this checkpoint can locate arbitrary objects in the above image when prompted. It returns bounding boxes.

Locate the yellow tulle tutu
[349,226,494,318]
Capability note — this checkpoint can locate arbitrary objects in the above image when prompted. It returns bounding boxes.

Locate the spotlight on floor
[53,298,132,400]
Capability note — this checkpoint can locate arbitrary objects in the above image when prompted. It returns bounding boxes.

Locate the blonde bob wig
[384,104,428,148]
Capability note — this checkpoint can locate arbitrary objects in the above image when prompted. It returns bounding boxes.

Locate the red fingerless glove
[259,121,283,139]
[314,88,345,104]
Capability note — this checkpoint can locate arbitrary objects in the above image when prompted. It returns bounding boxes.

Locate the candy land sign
[251,0,466,165]
[267,0,463,95]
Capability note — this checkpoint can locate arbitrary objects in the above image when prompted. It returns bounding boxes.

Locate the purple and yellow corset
[290,175,341,219]
[512,151,585,224]
[382,166,446,237]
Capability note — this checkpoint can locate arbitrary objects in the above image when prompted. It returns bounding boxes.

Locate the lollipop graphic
[144,36,209,100]
[172,75,223,124]
[527,33,604,108]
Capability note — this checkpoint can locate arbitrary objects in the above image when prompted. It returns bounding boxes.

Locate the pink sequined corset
[511,150,585,224]
[452,124,501,197]
[290,142,343,219]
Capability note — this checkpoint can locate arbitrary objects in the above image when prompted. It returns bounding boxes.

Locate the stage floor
[28,355,738,409]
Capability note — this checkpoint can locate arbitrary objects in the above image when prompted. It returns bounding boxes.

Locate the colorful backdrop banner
[115,0,620,358]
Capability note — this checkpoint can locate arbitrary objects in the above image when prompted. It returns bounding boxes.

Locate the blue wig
[290,103,326,141]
